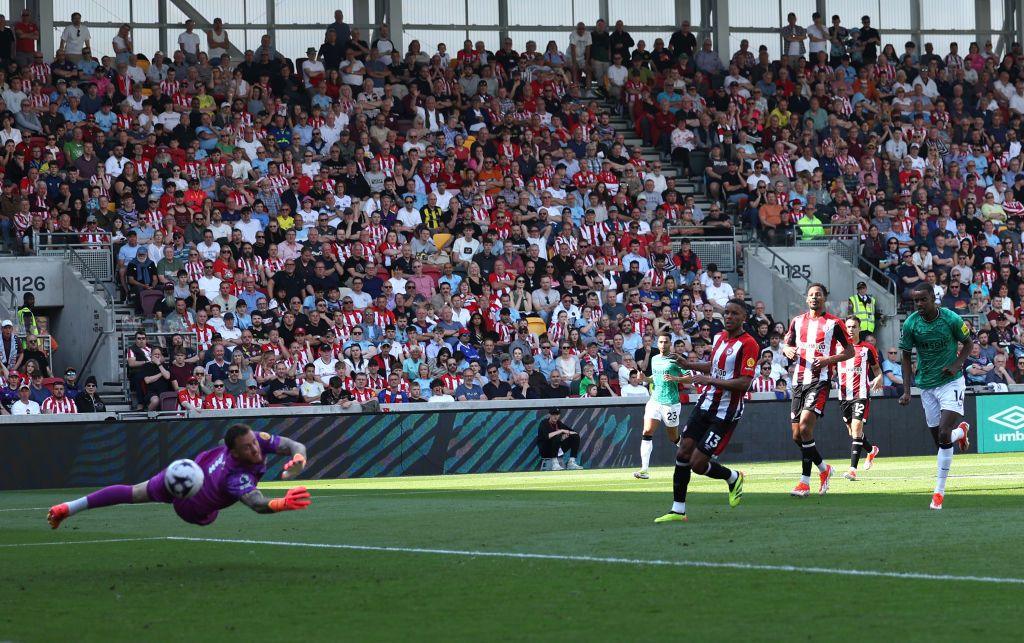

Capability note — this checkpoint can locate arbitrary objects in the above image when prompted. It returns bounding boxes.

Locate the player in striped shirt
[836,317,884,481]
[656,300,757,523]
[782,283,854,497]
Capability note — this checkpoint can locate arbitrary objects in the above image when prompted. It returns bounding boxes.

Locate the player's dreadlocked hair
[224,424,254,449]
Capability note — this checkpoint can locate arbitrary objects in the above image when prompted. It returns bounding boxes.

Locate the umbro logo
[988,406,1024,431]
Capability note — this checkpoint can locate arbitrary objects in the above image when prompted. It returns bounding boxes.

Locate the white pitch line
[164,536,1024,586]
[0,506,48,512]
[0,537,166,548]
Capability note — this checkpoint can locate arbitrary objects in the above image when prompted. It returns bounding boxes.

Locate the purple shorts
[146,468,219,526]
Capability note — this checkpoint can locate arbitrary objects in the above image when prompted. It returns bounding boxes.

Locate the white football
[164,459,205,499]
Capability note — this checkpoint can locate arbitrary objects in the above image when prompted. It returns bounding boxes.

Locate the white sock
[727,470,738,484]
[951,426,965,444]
[67,497,88,515]
[640,438,653,471]
[671,501,686,514]
[935,447,953,494]
[799,475,811,485]
[816,461,829,473]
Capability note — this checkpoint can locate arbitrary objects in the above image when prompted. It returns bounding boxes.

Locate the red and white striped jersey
[185,260,204,281]
[351,387,376,403]
[441,373,463,391]
[190,323,215,351]
[177,390,203,410]
[265,175,288,194]
[236,392,266,408]
[203,393,236,410]
[42,396,78,414]
[749,375,776,393]
[784,312,851,386]
[697,331,759,421]
[836,342,880,401]
[580,222,610,245]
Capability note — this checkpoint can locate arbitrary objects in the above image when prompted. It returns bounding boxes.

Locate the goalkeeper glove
[268,486,312,512]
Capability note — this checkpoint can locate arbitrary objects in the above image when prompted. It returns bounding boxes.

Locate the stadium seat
[432,233,452,251]
[139,290,164,317]
[159,392,180,412]
[526,316,547,337]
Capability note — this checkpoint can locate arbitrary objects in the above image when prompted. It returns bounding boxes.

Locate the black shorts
[790,381,831,421]
[683,408,739,457]
[840,398,871,424]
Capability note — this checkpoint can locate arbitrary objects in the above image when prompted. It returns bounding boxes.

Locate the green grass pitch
[2,453,1023,641]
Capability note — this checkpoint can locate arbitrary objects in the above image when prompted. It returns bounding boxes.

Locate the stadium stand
[0,7,1019,415]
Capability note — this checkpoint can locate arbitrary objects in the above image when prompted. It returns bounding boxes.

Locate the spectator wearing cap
[11,383,40,415]
[0,319,18,377]
[537,409,583,471]
[173,373,203,411]
[62,368,81,399]
[125,246,158,310]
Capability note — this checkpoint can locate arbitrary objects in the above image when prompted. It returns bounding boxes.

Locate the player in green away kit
[634,333,690,479]
[898,283,973,510]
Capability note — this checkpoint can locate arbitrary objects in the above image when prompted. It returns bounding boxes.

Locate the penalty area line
[165,536,1024,586]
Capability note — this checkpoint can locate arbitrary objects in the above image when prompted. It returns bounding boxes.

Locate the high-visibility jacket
[796,214,825,239]
[849,294,876,333]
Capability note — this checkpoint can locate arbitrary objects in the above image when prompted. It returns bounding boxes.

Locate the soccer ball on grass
[164,459,205,499]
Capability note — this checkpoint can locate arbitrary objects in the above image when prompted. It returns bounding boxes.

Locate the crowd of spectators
[3,7,1024,412]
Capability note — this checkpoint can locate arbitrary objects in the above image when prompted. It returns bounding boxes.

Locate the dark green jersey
[898,307,971,389]
[650,354,684,405]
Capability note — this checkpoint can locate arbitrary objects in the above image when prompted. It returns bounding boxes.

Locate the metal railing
[793,224,860,265]
[670,225,738,273]
[33,232,116,283]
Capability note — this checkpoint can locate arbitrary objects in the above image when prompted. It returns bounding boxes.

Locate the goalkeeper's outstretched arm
[240,487,312,514]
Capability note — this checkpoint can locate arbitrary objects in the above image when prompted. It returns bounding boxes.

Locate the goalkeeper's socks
[66,497,88,516]
[81,484,134,511]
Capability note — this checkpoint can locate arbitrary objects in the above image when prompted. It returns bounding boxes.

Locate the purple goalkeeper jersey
[184,431,280,516]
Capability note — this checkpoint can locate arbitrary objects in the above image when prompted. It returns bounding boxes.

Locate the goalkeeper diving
[47,424,311,528]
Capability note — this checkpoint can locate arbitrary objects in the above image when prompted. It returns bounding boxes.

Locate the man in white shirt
[452,228,481,268]
[233,208,263,244]
[235,128,264,160]
[746,161,770,191]
[605,54,629,99]
[395,198,422,238]
[807,12,828,57]
[104,145,129,177]
[793,147,820,174]
[177,20,201,63]
[59,13,91,61]
[911,68,939,99]
[620,370,650,398]
[11,385,41,415]
[427,379,455,404]
[196,230,221,261]
[312,344,339,380]
[1010,82,1024,116]
[197,262,223,300]
[705,271,736,311]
